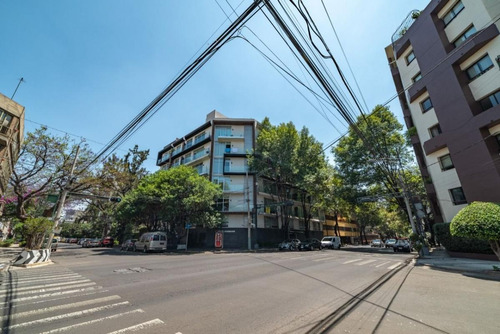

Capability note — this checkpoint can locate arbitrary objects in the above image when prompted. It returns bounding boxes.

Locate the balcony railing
[217,132,244,140]
[223,165,249,174]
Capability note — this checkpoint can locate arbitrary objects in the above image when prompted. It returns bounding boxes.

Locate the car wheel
[309,245,314,251]
[143,246,148,253]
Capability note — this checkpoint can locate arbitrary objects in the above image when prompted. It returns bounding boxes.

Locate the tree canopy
[116,166,223,235]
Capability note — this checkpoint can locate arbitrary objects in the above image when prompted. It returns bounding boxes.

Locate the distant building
[0,93,25,199]
[157,111,324,248]
[323,214,359,244]
[385,0,500,223]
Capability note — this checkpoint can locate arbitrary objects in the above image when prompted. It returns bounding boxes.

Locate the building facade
[156,111,324,248]
[0,93,24,198]
[386,0,500,223]
[323,214,359,244]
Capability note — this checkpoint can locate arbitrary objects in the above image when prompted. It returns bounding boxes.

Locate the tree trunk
[334,212,339,237]
[489,240,500,261]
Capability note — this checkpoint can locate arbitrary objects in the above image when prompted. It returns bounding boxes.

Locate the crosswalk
[0,266,165,333]
[253,252,404,270]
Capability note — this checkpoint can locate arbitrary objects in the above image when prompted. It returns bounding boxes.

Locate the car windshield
[322,237,332,241]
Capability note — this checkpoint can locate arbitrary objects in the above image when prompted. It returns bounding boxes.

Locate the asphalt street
[1,244,499,334]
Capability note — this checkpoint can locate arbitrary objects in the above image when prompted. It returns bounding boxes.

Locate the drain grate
[114,267,151,274]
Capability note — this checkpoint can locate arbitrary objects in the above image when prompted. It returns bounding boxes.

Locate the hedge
[434,223,493,254]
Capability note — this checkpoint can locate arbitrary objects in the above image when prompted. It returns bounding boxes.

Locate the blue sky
[0,0,430,172]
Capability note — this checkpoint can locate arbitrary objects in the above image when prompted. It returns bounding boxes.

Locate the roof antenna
[11,77,25,100]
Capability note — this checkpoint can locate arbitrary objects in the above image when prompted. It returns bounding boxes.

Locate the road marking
[375,261,392,268]
[1,301,130,330]
[313,256,337,262]
[0,279,91,293]
[40,309,145,334]
[0,282,96,298]
[7,286,103,303]
[355,260,377,266]
[107,319,165,333]
[0,289,108,309]
[0,273,82,284]
[0,295,122,321]
[387,262,402,270]
[343,259,362,264]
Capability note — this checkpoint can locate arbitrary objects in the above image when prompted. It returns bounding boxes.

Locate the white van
[321,236,341,249]
[134,232,167,253]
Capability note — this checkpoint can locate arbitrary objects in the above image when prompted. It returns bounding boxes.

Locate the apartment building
[385,0,500,223]
[156,111,324,248]
[323,214,359,244]
[0,93,25,198]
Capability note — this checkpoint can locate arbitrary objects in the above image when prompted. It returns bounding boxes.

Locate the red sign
[215,231,223,249]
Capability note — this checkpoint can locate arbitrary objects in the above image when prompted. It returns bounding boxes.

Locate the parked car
[299,238,322,251]
[393,239,411,253]
[278,239,301,251]
[385,239,397,248]
[82,238,101,248]
[121,239,137,251]
[321,236,341,249]
[78,238,89,245]
[101,237,114,248]
[134,232,167,253]
[370,239,384,248]
[69,238,78,243]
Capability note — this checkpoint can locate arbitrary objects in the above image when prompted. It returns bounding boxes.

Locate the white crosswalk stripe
[1,266,164,333]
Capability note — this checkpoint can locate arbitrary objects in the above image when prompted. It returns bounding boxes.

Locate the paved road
[0,244,414,333]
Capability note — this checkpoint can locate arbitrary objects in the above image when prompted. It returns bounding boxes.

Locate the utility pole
[246,170,252,250]
[47,145,80,250]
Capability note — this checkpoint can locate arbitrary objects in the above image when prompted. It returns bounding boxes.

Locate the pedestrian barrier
[13,249,51,266]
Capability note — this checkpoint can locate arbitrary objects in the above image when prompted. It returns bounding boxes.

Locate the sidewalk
[415,247,500,281]
[0,245,23,271]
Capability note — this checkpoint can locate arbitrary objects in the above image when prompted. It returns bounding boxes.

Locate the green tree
[450,202,500,260]
[333,105,417,228]
[79,145,149,241]
[14,217,53,249]
[7,127,95,221]
[116,166,222,239]
[249,118,299,238]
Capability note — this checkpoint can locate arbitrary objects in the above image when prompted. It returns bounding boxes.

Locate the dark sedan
[298,238,322,251]
[393,239,411,253]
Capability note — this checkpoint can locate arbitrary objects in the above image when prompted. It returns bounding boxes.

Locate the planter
[13,249,52,267]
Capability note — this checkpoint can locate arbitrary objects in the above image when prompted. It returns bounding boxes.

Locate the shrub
[450,202,500,260]
[434,223,493,254]
[0,239,14,247]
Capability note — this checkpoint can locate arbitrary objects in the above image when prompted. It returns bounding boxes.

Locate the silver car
[278,239,300,251]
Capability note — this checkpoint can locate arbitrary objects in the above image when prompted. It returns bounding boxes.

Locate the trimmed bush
[0,239,14,248]
[434,223,493,254]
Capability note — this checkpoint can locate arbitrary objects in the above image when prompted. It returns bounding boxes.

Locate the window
[421,97,433,112]
[449,187,466,205]
[193,147,205,160]
[215,196,230,212]
[405,51,415,65]
[213,176,230,190]
[412,72,422,83]
[213,158,223,175]
[443,1,464,26]
[224,159,231,172]
[264,216,278,228]
[439,154,454,171]
[194,132,206,144]
[429,124,442,138]
[215,126,231,138]
[0,110,13,131]
[215,142,230,156]
[479,90,500,111]
[466,55,494,81]
[453,25,476,48]
[184,138,193,150]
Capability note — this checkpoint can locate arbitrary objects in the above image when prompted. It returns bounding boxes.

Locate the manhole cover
[113,267,151,274]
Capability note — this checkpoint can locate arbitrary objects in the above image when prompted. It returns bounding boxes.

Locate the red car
[101,237,114,248]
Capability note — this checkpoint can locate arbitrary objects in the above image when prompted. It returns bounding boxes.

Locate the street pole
[47,145,80,250]
[246,170,252,250]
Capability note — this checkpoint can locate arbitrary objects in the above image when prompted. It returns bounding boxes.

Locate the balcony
[195,166,209,176]
[217,132,245,141]
[223,184,245,193]
[223,165,249,175]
